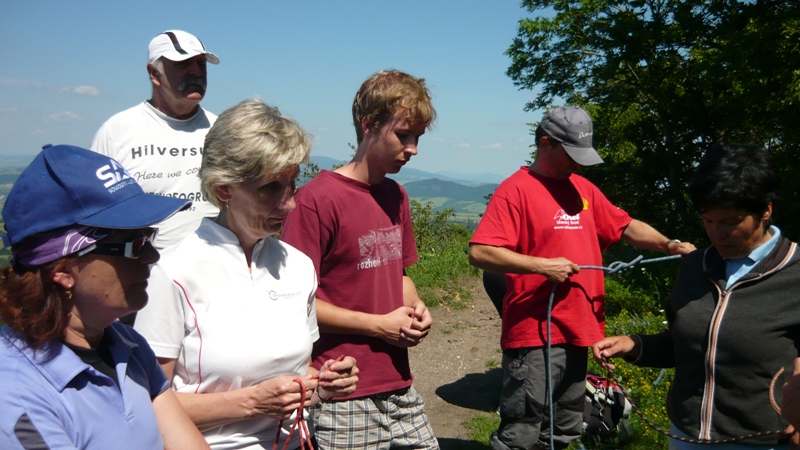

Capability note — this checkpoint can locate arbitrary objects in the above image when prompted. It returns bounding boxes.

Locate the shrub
[406,200,478,309]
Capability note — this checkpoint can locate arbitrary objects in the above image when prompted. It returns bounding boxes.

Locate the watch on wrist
[665,239,681,254]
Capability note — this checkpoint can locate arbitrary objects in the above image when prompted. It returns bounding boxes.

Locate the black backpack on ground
[583,373,633,440]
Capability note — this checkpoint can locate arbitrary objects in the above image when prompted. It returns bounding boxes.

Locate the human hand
[669,241,697,256]
[400,299,433,346]
[782,358,800,432]
[375,306,416,347]
[540,257,580,283]
[251,374,318,419]
[786,424,798,450]
[317,356,359,400]
[591,336,638,370]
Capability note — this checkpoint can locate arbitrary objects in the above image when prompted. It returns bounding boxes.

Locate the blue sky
[1,1,544,177]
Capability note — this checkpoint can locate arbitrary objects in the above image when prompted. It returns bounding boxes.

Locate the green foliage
[0,217,8,269]
[602,244,681,316]
[0,249,10,269]
[406,200,479,309]
[462,414,501,445]
[297,161,320,185]
[509,0,800,242]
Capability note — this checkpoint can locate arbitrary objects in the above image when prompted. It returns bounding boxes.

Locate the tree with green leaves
[507,0,800,243]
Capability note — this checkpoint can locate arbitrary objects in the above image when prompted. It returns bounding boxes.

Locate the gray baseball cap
[540,106,603,166]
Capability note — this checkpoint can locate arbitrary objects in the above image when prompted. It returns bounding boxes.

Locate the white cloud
[74,85,100,96]
[47,111,81,122]
[0,78,100,96]
[455,142,471,148]
[0,79,26,86]
[317,127,330,132]
[484,143,503,149]
[0,107,19,114]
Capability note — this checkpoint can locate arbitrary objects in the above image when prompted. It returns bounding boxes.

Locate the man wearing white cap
[469,106,695,450]
[91,30,220,250]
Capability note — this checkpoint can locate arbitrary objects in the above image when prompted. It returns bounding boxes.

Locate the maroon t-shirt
[282,170,418,398]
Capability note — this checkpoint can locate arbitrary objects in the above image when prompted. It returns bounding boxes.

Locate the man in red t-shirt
[469,106,695,450]
[281,70,439,449]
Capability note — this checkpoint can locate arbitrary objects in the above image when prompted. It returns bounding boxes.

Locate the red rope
[273,378,315,450]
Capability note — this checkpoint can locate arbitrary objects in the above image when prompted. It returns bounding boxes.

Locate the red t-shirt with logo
[471,167,631,349]
[281,170,418,398]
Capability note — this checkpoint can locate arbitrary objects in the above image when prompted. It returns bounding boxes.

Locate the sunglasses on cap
[88,228,158,259]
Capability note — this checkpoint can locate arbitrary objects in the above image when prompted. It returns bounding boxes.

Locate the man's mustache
[179,76,206,92]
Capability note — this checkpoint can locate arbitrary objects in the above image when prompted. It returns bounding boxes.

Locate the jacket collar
[702,235,799,288]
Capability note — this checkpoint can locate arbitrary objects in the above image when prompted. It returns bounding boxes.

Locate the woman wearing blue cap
[0,144,210,449]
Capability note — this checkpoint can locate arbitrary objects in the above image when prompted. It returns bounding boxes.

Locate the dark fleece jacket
[635,236,800,445]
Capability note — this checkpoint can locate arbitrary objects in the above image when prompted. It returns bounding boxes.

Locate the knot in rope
[580,254,682,275]
[273,378,314,450]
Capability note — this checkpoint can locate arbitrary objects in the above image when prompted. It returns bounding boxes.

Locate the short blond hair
[352,70,436,144]
[201,98,311,208]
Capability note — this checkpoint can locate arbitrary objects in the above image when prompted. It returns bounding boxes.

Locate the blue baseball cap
[2,145,190,250]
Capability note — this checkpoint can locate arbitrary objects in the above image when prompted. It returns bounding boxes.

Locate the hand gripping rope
[543,253,791,448]
[273,377,315,450]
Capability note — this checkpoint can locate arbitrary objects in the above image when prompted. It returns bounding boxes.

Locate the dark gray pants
[490,344,587,450]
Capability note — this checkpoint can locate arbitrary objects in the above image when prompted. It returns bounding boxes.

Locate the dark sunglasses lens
[132,230,157,258]
[132,237,148,258]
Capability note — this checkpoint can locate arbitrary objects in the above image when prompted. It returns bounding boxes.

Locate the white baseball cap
[148,30,220,65]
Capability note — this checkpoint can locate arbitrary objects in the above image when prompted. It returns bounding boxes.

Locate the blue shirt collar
[1,323,139,392]
[745,225,780,264]
[723,226,781,288]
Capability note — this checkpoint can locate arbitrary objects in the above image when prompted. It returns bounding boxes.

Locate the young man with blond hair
[282,70,439,449]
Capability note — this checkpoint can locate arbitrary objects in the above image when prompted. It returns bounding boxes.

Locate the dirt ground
[408,277,504,449]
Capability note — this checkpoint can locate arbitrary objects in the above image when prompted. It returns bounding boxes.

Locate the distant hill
[404,178,497,203]
[0,172,20,185]
[308,155,505,186]
[0,154,34,170]
[436,170,506,184]
[309,155,346,171]
[307,156,499,217]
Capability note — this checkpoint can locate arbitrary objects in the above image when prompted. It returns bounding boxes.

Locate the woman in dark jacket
[592,143,797,449]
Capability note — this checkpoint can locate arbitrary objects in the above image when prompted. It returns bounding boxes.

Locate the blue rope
[544,254,681,449]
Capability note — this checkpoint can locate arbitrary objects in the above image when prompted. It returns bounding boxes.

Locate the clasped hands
[249,356,359,419]
[378,301,433,348]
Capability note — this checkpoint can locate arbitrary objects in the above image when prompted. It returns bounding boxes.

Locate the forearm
[157,358,253,431]
[620,219,670,253]
[402,275,421,308]
[315,298,379,337]
[469,244,556,274]
[153,389,211,449]
[173,387,258,432]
